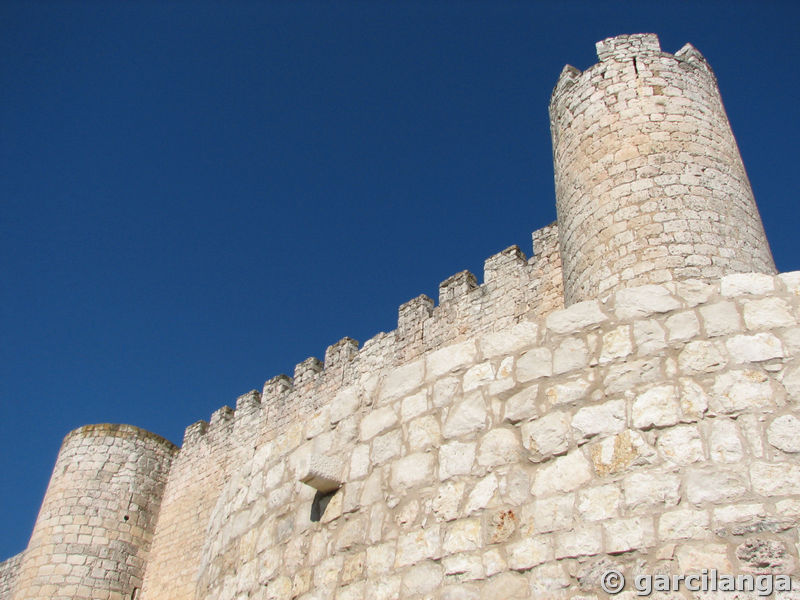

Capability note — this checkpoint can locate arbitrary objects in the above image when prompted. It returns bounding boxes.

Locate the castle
[2,33,799,600]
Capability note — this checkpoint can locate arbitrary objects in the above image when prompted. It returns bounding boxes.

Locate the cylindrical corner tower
[12,424,177,600]
[550,33,775,305]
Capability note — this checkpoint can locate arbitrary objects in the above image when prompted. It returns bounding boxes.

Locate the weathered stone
[407,415,441,451]
[506,536,553,571]
[726,332,784,362]
[623,471,680,511]
[750,461,800,496]
[502,385,538,424]
[439,441,476,481]
[401,390,429,420]
[432,480,466,522]
[464,473,498,515]
[481,548,506,578]
[379,359,424,403]
[675,543,732,572]
[390,453,435,491]
[657,425,704,464]
[571,399,626,441]
[710,369,776,414]
[604,516,655,553]
[590,430,656,476]
[516,347,553,382]
[743,297,795,330]
[599,325,633,363]
[522,493,574,535]
[614,285,681,320]
[555,525,602,558]
[443,392,488,439]
[736,538,797,574]
[401,561,443,595]
[360,406,398,441]
[700,301,743,337]
[371,429,402,465]
[553,336,589,374]
[532,449,592,495]
[395,525,442,567]
[685,467,747,505]
[632,385,680,429]
[766,414,800,453]
[678,378,709,420]
[442,554,484,580]
[633,320,667,355]
[365,576,401,600]
[546,300,607,334]
[366,542,396,576]
[330,387,360,424]
[299,454,343,493]
[720,273,775,297]
[487,509,517,543]
[678,340,727,374]
[576,484,621,522]
[544,377,592,407]
[528,562,571,594]
[521,411,571,462]
[665,311,700,342]
[427,341,478,379]
[783,363,800,402]
[463,361,496,392]
[658,508,710,540]
[443,519,482,554]
[479,321,539,358]
[708,418,744,463]
[477,428,520,468]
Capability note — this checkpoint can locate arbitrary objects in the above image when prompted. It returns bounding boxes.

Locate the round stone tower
[12,424,177,600]
[550,33,775,305]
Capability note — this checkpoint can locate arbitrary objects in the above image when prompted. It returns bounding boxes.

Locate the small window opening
[632,57,639,75]
[310,489,336,522]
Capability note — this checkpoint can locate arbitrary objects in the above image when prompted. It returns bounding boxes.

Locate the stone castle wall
[142,271,800,600]
[2,34,798,600]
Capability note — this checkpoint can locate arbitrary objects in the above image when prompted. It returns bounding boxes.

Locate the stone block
[614,285,681,320]
[743,297,795,330]
[571,399,626,441]
[521,411,571,461]
[726,332,784,363]
[685,467,747,505]
[427,341,479,379]
[299,454,344,493]
[604,517,655,554]
[657,425,704,464]
[443,392,488,439]
[632,385,680,429]
[546,300,607,334]
[720,273,775,297]
[576,484,621,522]
[390,453,435,491]
[532,449,592,495]
[700,301,743,337]
[766,414,800,453]
[516,347,553,382]
[439,441,476,481]
[477,428,520,468]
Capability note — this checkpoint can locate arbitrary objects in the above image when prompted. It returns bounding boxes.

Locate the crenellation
[4,34,798,600]
[438,270,479,304]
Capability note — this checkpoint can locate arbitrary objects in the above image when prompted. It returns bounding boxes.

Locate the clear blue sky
[1,1,798,560]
